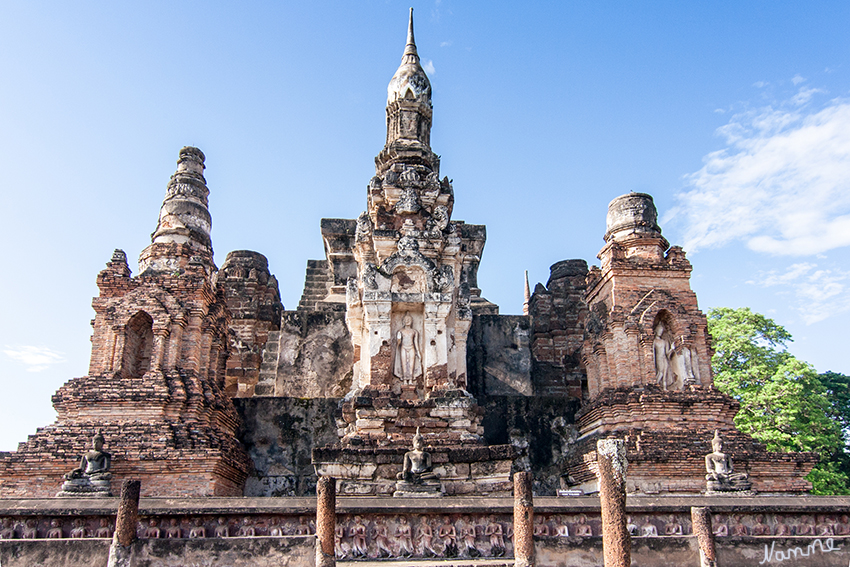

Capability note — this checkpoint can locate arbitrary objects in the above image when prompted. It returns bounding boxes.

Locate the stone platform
[393,480,442,498]
[312,444,515,496]
[564,386,817,495]
[2,496,850,566]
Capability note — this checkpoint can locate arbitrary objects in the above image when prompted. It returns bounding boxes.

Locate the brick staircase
[297,259,332,311]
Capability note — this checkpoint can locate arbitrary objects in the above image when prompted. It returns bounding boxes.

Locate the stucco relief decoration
[355,212,372,244]
[393,312,423,383]
[346,278,361,307]
[396,167,422,214]
[391,268,425,294]
[431,205,449,231]
[384,169,400,186]
[652,319,701,389]
[363,264,379,290]
[653,321,675,389]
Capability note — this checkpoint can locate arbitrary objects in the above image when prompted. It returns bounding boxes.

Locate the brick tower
[0,147,252,497]
[562,193,816,494]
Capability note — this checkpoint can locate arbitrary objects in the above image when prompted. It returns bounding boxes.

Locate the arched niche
[122,311,154,379]
[650,311,678,389]
[390,305,425,390]
[650,310,699,389]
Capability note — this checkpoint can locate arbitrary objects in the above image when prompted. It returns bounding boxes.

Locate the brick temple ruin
[0,9,847,567]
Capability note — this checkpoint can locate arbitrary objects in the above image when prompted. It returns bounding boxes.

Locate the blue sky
[1,1,849,450]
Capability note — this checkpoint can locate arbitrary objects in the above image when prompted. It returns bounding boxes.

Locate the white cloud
[750,263,850,324]
[440,40,453,48]
[790,86,824,105]
[423,59,436,74]
[3,345,65,372]
[791,74,806,85]
[669,87,850,256]
[753,81,769,88]
[758,262,816,285]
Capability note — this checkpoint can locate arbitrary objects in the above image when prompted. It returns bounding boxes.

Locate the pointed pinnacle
[523,270,531,316]
[403,7,419,62]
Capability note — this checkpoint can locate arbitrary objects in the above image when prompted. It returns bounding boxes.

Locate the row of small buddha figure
[0,518,112,540]
[138,516,314,539]
[539,515,690,538]
[335,514,513,559]
[712,514,850,537]
[0,516,315,539]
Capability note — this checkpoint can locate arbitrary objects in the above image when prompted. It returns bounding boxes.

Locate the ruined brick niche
[121,311,153,379]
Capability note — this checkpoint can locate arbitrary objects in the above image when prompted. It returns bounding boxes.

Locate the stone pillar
[316,476,336,567]
[152,328,169,370]
[107,479,141,567]
[597,439,630,567]
[165,318,185,371]
[691,507,717,567]
[106,329,119,372]
[198,326,214,381]
[453,318,471,387]
[112,329,127,374]
[513,471,534,567]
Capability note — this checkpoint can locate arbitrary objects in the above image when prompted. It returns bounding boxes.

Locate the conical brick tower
[0,147,252,497]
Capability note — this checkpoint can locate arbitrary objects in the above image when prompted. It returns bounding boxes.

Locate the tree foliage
[706,307,850,494]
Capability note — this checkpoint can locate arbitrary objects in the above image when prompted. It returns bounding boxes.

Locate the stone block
[471,459,512,477]
[318,463,376,479]
[443,480,477,495]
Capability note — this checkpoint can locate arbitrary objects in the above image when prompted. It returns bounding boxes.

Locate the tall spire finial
[403,7,418,63]
[380,8,435,168]
[150,146,211,250]
[139,146,215,275]
[523,270,531,316]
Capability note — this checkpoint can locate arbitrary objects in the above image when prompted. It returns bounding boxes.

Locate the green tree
[706,307,850,494]
[818,370,850,490]
[820,370,850,435]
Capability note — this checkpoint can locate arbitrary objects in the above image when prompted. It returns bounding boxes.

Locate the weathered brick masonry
[0,148,253,497]
[0,13,818,502]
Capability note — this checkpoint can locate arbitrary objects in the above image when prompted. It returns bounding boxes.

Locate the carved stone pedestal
[705,480,753,495]
[56,477,112,498]
[398,385,419,401]
[393,480,442,498]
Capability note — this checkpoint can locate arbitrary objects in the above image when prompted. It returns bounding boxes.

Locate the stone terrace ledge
[1,494,849,515]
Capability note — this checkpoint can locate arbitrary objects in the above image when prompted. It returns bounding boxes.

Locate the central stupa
[312,9,512,495]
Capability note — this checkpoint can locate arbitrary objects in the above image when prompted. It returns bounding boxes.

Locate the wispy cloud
[423,59,436,74]
[440,40,453,48]
[749,263,850,324]
[669,84,850,256]
[3,345,65,372]
[791,74,806,85]
[790,86,824,105]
